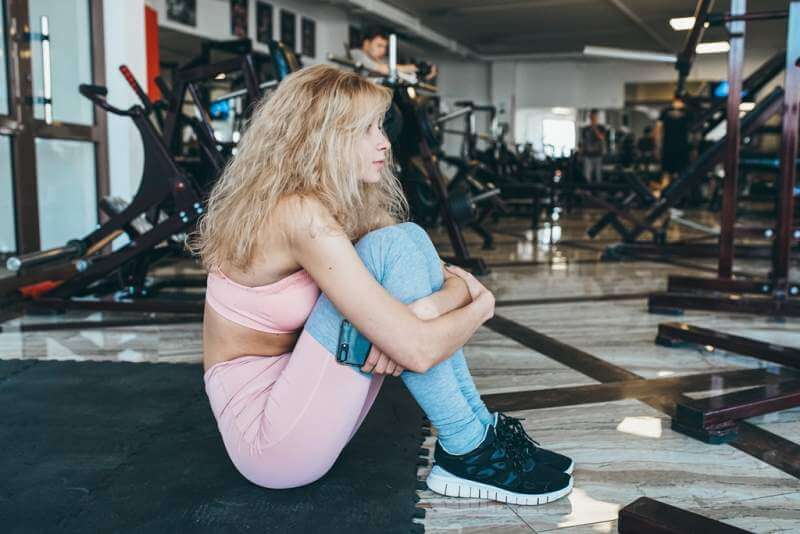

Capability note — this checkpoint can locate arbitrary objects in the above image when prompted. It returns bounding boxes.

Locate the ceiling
[384,0,790,57]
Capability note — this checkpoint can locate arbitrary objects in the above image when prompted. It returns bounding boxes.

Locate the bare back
[202,205,303,371]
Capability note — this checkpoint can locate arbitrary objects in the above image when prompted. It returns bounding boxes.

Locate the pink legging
[203,330,383,489]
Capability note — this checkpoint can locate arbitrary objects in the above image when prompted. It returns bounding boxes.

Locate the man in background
[349,27,437,82]
[655,96,693,194]
[579,109,607,183]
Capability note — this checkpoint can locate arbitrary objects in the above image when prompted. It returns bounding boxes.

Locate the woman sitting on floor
[190,64,574,505]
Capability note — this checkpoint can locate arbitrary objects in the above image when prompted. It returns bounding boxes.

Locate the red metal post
[718,0,746,278]
[773,1,800,293]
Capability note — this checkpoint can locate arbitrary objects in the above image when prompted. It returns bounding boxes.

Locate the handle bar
[79,84,135,117]
[6,240,84,272]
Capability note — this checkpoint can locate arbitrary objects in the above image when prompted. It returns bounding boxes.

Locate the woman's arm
[285,197,491,373]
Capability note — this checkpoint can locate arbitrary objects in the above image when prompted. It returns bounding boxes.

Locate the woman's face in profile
[359,118,388,183]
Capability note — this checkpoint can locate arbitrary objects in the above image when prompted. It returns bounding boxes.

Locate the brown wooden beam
[0,315,204,333]
[673,380,800,442]
[649,292,800,317]
[657,322,800,369]
[666,275,773,295]
[619,497,752,534]
[29,298,203,315]
[483,367,798,412]
[495,292,650,308]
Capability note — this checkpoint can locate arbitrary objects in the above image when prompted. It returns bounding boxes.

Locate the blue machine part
[209,99,230,120]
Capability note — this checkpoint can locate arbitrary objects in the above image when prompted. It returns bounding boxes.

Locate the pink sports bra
[205,268,320,334]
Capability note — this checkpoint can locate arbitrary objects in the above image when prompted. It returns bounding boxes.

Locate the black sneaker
[426,423,573,505]
[495,413,575,475]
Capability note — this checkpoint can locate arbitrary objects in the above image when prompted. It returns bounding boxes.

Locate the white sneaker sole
[425,465,573,506]
[565,459,575,475]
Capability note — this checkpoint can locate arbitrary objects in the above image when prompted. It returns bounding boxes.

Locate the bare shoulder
[274,194,345,245]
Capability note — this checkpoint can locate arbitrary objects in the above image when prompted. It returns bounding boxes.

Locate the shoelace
[498,414,540,455]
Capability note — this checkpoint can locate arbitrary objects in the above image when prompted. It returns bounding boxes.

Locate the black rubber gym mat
[0,359,426,533]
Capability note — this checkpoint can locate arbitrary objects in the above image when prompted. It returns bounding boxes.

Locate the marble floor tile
[505,400,799,532]
[482,262,707,303]
[0,316,204,364]
[465,327,599,394]
[418,398,800,532]
[4,211,799,534]
[752,406,800,446]
[418,502,535,534]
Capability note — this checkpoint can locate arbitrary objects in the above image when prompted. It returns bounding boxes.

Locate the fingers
[361,346,405,376]
[363,350,391,375]
[443,264,470,278]
[361,345,382,373]
[444,264,486,300]
[373,352,390,375]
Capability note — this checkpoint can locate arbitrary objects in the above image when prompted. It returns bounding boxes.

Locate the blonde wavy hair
[189,64,408,271]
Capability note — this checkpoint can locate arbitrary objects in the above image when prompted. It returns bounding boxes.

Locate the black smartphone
[335,320,373,367]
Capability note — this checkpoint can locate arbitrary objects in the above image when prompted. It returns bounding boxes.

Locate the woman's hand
[444,264,495,322]
[443,264,488,301]
[361,345,405,376]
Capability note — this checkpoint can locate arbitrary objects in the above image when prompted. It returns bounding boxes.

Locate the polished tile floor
[1,208,799,533]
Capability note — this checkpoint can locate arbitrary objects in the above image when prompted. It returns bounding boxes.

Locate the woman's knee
[355,223,443,289]
[396,222,444,289]
[354,224,419,279]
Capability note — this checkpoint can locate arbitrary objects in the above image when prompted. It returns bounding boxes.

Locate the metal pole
[676,0,716,97]
[388,34,397,83]
[718,0,746,279]
[710,10,788,25]
[772,1,800,294]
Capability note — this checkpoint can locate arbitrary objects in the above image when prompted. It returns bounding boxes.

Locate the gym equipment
[391,77,497,274]
[0,39,304,324]
[157,39,264,192]
[1,80,203,312]
[590,86,784,247]
[649,1,800,444]
[329,43,499,274]
[588,15,791,250]
[436,100,556,237]
[648,3,799,316]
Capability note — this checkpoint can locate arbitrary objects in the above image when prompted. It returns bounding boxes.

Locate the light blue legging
[304,222,493,454]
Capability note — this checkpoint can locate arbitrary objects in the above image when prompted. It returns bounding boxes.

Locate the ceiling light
[739,102,756,111]
[583,46,675,63]
[697,41,731,54]
[551,107,572,115]
[669,16,710,31]
[215,73,226,80]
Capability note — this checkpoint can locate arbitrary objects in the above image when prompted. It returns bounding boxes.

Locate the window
[542,119,576,158]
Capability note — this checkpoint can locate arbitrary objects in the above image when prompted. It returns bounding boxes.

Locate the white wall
[103,0,355,204]
[492,50,781,143]
[103,0,147,201]
[148,0,351,62]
